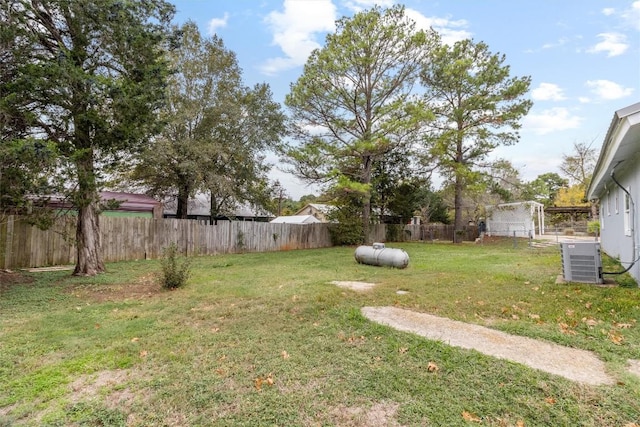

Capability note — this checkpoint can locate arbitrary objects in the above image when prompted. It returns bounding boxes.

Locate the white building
[270,215,321,224]
[587,102,640,283]
[485,201,545,238]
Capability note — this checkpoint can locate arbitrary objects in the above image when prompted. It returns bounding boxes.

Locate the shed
[485,201,545,238]
[270,215,321,224]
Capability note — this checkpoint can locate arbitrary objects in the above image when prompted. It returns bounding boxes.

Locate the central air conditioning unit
[560,242,603,284]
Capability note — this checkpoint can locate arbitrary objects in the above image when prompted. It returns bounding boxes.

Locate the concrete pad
[330,281,376,292]
[362,306,616,386]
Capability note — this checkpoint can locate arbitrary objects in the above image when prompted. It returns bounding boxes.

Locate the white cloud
[578,97,591,104]
[623,1,640,30]
[207,13,229,35]
[602,8,615,16]
[523,108,583,135]
[588,33,628,57]
[404,9,471,45]
[344,0,394,12]
[531,83,566,101]
[586,80,635,100]
[541,37,569,50]
[261,0,336,75]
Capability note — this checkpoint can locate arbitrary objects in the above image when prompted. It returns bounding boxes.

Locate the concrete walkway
[362,306,616,386]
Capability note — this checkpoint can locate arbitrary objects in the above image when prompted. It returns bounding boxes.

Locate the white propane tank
[354,242,409,269]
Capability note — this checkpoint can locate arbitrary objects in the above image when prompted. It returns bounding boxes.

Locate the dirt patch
[329,401,404,427]
[70,369,129,400]
[69,369,145,411]
[331,281,376,292]
[68,273,163,302]
[0,269,34,291]
[628,360,640,377]
[363,306,617,386]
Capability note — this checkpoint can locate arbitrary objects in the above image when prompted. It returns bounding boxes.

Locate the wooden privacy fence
[0,216,333,269]
[0,216,474,269]
[370,224,479,243]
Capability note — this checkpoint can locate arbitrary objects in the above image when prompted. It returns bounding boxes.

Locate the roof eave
[587,102,640,200]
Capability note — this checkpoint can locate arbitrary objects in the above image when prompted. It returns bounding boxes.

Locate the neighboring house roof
[294,203,334,216]
[100,191,162,212]
[270,215,321,224]
[43,191,161,213]
[588,102,640,200]
[163,193,273,218]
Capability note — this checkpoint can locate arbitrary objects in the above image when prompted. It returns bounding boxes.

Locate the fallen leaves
[281,350,290,359]
[559,322,576,335]
[608,330,625,345]
[615,322,633,329]
[462,410,481,422]
[254,372,275,391]
[427,361,439,373]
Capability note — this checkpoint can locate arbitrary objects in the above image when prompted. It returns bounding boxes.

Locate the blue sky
[170,0,639,199]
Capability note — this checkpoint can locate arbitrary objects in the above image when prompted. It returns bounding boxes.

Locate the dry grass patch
[328,401,404,427]
[66,272,162,302]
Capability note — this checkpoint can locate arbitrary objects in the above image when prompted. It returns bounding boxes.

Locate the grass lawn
[1,239,639,426]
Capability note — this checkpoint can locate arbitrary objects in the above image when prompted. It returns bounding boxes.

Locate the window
[624,189,631,236]
[600,204,605,230]
[615,189,619,214]
[606,190,611,216]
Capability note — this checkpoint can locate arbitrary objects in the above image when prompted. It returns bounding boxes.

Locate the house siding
[598,154,640,281]
[588,102,640,284]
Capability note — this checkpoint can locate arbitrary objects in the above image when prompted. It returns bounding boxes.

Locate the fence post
[513,230,517,248]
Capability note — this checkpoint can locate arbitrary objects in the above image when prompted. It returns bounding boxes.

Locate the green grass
[1,239,639,426]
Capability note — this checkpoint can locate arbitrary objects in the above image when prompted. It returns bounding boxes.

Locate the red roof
[42,191,161,213]
[99,191,161,213]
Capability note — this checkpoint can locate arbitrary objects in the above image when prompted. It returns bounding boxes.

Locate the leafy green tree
[386,178,448,225]
[2,0,175,275]
[0,5,61,222]
[133,22,285,222]
[0,140,60,217]
[132,22,238,218]
[201,82,285,222]
[420,39,532,242]
[282,5,437,242]
[521,172,567,207]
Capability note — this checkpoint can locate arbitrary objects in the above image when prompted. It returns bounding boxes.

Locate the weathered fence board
[0,215,471,269]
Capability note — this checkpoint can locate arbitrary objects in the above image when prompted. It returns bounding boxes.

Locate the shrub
[587,220,600,235]
[160,243,192,289]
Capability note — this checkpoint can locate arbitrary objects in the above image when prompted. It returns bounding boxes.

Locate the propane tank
[354,242,409,269]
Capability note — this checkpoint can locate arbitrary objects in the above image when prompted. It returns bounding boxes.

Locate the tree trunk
[177,184,189,219]
[209,191,219,225]
[74,201,104,275]
[362,155,372,244]
[453,173,464,244]
[73,153,105,276]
